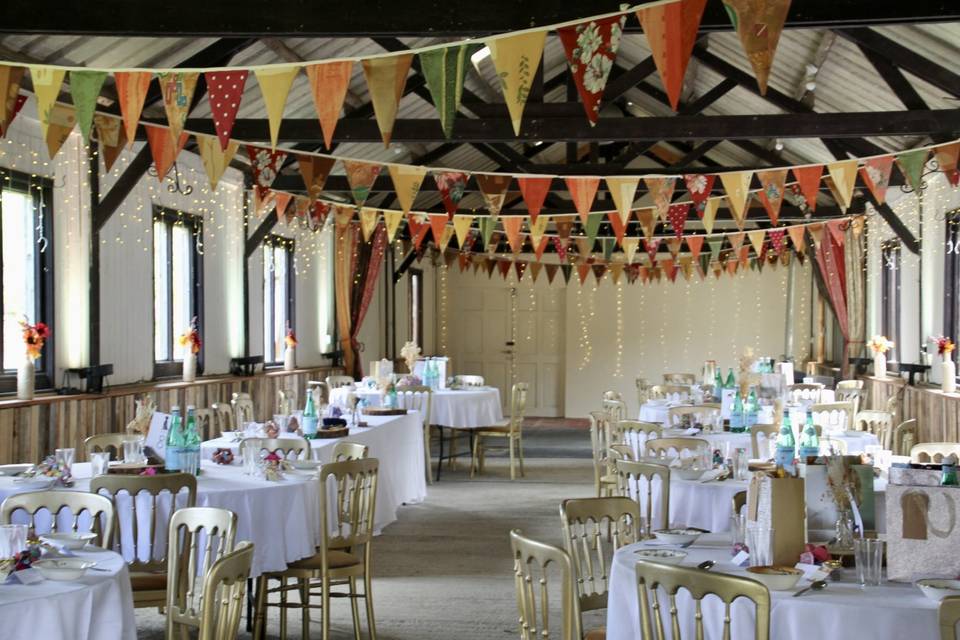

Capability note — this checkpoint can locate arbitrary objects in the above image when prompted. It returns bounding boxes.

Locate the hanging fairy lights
[438,262,449,354]
[525,282,536,345]
[614,278,624,378]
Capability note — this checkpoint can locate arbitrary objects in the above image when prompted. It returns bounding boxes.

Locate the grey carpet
[137,424,598,638]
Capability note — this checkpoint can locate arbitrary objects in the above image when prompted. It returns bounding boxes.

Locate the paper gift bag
[886,484,960,582]
[801,463,876,535]
[747,474,806,565]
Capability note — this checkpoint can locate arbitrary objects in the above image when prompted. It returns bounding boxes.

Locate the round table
[0,548,136,640]
[606,534,939,640]
[331,386,503,429]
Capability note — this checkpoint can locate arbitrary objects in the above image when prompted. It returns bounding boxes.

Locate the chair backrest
[321,458,379,552]
[166,507,238,638]
[510,529,579,640]
[199,542,255,640]
[507,382,529,434]
[787,383,824,404]
[602,390,624,403]
[90,473,198,573]
[645,437,709,461]
[397,386,432,428]
[835,379,864,391]
[810,402,855,435]
[636,377,650,407]
[608,444,635,462]
[666,405,720,429]
[0,490,115,548]
[455,374,485,387]
[602,397,627,423]
[241,437,310,461]
[647,385,667,400]
[615,420,663,459]
[84,433,144,462]
[589,411,612,495]
[193,409,215,441]
[732,490,747,517]
[940,595,960,640]
[835,380,863,415]
[663,373,696,385]
[654,384,691,402]
[886,395,900,425]
[634,560,771,640]
[332,440,369,461]
[325,375,355,390]
[210,403,235,436]
[560,497,640,613]
[892,419,918,456]
[231,392,255,426]
[911,442,960,464]
[276,388,298,416]
[854,410,894,450]
[750,425,779,459]
[614,459,670,538]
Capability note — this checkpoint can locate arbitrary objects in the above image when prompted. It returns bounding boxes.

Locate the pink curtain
[335,223,387,378]
[814,225,850,373]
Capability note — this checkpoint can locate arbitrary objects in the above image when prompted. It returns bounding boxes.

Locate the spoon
[697,560,716,571]
[792,580,827,597]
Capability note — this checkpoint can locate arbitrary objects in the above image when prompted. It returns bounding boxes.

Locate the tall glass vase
[834,509,855,551]
[16,360,34,400]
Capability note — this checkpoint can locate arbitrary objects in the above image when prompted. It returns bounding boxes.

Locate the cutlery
[792,580,827,597]
[697,560,716,571]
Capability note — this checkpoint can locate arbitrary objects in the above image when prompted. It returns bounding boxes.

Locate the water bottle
[725,368,736,389]
[713,370,724,400]
[183,405,201,475]
[775,413,796,473]
[730,391,743,433]
[302,389,319,436]
[165,406,183,472]
[746,388,759,428]
[798,411,820,461]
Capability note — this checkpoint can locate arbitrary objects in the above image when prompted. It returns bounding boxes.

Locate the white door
[447,270,565,417]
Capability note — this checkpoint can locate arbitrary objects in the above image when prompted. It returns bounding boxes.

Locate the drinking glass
[746,524,773,566]
[55,447,75,471]
[122,440,144,464]
[0,524,28,559]
[854,538,884,586]
[274,414,290,433]
[734,448,750,480]
[241,442,258,475]
[90,451,110,476]
[730,514,747,548]
[180,449,200,476]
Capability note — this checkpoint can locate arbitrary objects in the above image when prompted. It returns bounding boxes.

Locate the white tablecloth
[606,534,938,640]
[0,549,136,640]
[331,387,503,429]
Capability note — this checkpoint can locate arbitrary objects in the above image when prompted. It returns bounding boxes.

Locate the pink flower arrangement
[931,335,956,356]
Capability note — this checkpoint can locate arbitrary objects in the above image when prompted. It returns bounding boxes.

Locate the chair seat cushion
[288,550,362,570]
[130,571,167,591]
[585,627,606,640]
[600,473,617,485]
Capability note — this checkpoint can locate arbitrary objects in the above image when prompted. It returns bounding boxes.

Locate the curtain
[811,222,850,375]
[335,221,387,378]
[845,224,867,369]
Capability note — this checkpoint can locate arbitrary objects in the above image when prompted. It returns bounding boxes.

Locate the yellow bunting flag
[827,159,858,210]
[728,231,745,251]
[305,61,353,149]
[157,71,199,143]
[622,237,640,264]
[566,176,600,224]
[722,0,792,95]
[787,224,806,253]
[438,226,455,253]
[361,54,413,146]
[701,197,721,234]
[488,30,547,135]
[196,134,238,191]
[360,208,380,242]
[606,176,640,224]
[388,164,428,214]
[383,210,404,242]
[529,214,549,248]
[453,214,474,247]
[667,237,682,258]
[44,104,76,159]
[29,66,67,142]
[748,229,766,256]
[679,256,695,281]
[720,171,752,227]
[255,66,300,150]
[114,71,152,147]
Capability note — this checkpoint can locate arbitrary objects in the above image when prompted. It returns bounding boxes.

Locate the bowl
[746,566,804,591]
[32,558,97,581]
[916,579,960,602]
[674,468,705,481]
[653,528,703,546]
[40,532,97,550]
[289,460,322,471]
[633,549,687,564]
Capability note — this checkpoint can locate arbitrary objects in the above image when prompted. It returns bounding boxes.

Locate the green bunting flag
[420,43,482,139]
[585,212,603,244]
[69,70,108,143]
[708,237,724,263]
[480,216,496,247]
[896,148,929,192]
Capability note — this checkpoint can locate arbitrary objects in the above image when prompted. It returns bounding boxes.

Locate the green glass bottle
[183,405,201,475]
[775,413,796,473]
[798,411,820,461]
[302,389,319,436]
[746,388,759,428]
[730,390,744,433]
[164,406,183,472]
[725,367,736,389]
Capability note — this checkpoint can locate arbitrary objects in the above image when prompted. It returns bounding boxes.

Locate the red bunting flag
[684,173,716,217]
[768,228,786,255]
[246,146,287,201]
[552,237,568,262]
[592,264,607,284]
[0,94,25,138]
[666,203,690,238]
[859,156,895,204]
[557,15,626,125]
[636,0,708,111]
[145,125,188,181]
[205,70,248,151]
[644,238,660,266]
[407,214,430,250]
[517,176,552,223]
[791,165,823,210]
[756,169,787,224]
[435,171,469,217]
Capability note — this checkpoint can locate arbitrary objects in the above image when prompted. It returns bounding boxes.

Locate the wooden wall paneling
[863,375,960,444]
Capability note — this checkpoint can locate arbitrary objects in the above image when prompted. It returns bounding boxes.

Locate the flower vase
[834,510,855,551]
[284,346,296,371]
[943,356,957,394]
[183,352,197,383]
[874,352,887,378]
[16,360,34,400]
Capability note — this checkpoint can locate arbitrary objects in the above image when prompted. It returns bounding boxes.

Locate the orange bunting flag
[157,72,199,143]
[205,70,248,151]
[606,176,640,224]
[720,171,752,226]
[636,0,708,111]
[636,208,656,240]
[756,169,787,225]
[791,165,823,210]
[557,15,627,125]
[722,0,792,95]
[787,224,806,253]
[859,156,895,204]
[577,263,591,285]
[361,54,413,146]
[114,71,152,148]
[554,216,574,239]
[388,165,428,214]
[475,174,512,217]
[429,214,448,245]
[644,177,676,220]
[407,214,430,250]
[686,235,704,260]
[298,155,336,203]
[661,258,677,282]
[827,159,858,210]
[502,216,525,254]
[145,124,188,181]
[607,211,627,245]
[305,61,353,149]
[489,30,547,135]
[935,142,960,186]
[566,176,600,223]
[274,191,294,224]
[517,176,552,223]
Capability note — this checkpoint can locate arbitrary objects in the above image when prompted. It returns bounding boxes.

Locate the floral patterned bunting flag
[305,61,353,149]
[420,43,482,139]
[666,203,690,238]
[475,174,512,217]
[255,66,299,150]
[114,71,151,147]
[722,0,792,95]
[479,217,497,248]
[298,155,336,202]
[644,238,660,266]
[684,173,716,217]
[529,214,549,248]
[518,176,552,223]
[310,201,331,232]
[158,72,199,143]
[859,156,894,204]
[44,104,76,159]
[636,0,708,111]
[720,171,752,227]
[606,176,640,224]
[566,176,600,223]
[896,148,929,192]
[69,70,107,143]
[343,160,382,206]
[146,124,188,181]
[0,66,24,136]
[791,165,823,210]
[94,114,125,171]
[197,134,238,190]
[407,213,430,250]
[557,15,626,125]
[644,176,676,220]
[756,169,786,224]
[29,67,67,143]
[488,30,547,135]
[1,92,25,138]
[361,54,414,146]
[388,165,427,214]
[435,171,469,217]
[246,145,288,201]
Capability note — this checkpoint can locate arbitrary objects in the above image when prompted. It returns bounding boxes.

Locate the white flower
[689,174,708,194]
[576,23,602,62]
[608,21,623,54]
[583,54,612,94]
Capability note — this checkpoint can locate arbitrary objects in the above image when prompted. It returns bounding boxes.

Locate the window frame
[881,240,901,363]
[408,268,423,347]
[944,210,960,352]
[0,169,54,392]
[152,206,203,379]
[262,234,295,366]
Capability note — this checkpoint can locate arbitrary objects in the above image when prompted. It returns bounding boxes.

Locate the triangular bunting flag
[476,174,512,217]
[686,235,704,260]
[529,215,549,248]
[557,15,626,125]
[438,225,455,254]
[388,164,428,214]
[826,219,846,247]
[623,237,640,264]
[435,171,469,217]
[518,176,552,222]
[636,208,656,240]
[636,0,708,110]
[205,70,249,150]
[530,261,543,282]
[197,135,238,190]
[255,66,299,150]
[561,264,573,284]
[827,159,858,210]
[756,169,787,224]
[516,260,528,282]
[498,260,512,280]
[44,104,76,159]
[429,214,448,245]
[384,211,404,242]
[343,160,383,206]
[768,228,786,255]
[728,231,745,251]
[666,203,689,238]
[534,236,550,261]
[545,263,559,284]
[309,201,330,232]
[298,155,336,202]
[553,237,568,262]
[305,61,353,149]
[610,262,625,284]
[708,238,723,263]
[146,124,188,181]
[488,30,546,135]
[407,214,430,250]
[0,66,25,136]
[685,173,717,217]
[114,71,152,147]
[859,156,895,204]
[576,237,593,258]
[808,222,824,249]
[606,176,640,224]
[896,148,929,192]
[479,217,496,247]
[94,114,125,171]
[935,142,960,186]
[247,146,288,201]
[748,229,766,256]
[453,214,474,248]
[566,176,600,223]
[592,263,607,284]
[667,237,682,258]
[702,197,721,234]
[645,177,676,220]
[661,257,677,282]
[787,224,806,253]
[720,171,752,226]
[69,70,107,143]
[30,66,67,143]
[584,213,603,245]
[157,71,199,142]
[607,211,627,245]
[502,216,525,254]
[274,192,293,223]
[722,0,791,94]
[679,256,695,281]
[420,43,481,139]
[577,263,592,285]
[554,216,574,239]
[361,54,414,146]
[791,165,824,210]
[645,238,660,266]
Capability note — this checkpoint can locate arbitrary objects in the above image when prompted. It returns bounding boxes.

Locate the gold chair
[472,382,528,480]
[616,420,663,459]
[634,560,771,640]
[614,459,670,538]
[194,408,215,441]
[0,490,115,548]
[855,410,894,450]
[211,402,236,436]
[510,529,585,640]
[325,375,355,390]
[602,397,628,424]
[277,388,299,416]
[231,392,256,426]
[810,401,855,434]
[396,385,434,485]
[647,385,667,400]
[940,595,960,640]
[665,405,720,429]
[636,377,650,408]
[241,436,311,461]
[560,497,640,618]
[609,444,635,462]
[911,442,960,464]
[893,419,918,456]
[165,507,239,639]
[84,433,144,461]
[90,473,198,608]
[590,411,616,497]
[750,425,779,459]
[645,437,709,462]
[333,440,369,461]
[662,373,696,385]
[197,542,255,640]
[787,383,824,404]
[254,458,379,640]
[835,379,864,415]
[732,490,747,517]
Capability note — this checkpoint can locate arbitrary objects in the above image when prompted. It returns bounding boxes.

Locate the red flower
[34,323,50,339]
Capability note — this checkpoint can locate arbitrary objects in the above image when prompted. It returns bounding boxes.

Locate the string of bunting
[0,0,797,150]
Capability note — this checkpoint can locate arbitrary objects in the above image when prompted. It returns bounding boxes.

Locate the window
[409,268,423,346]
[881,240,901,362]
[0,170,54,391]
[153,207,203,378]
[944,211,960,345]
[262,236,294,364]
